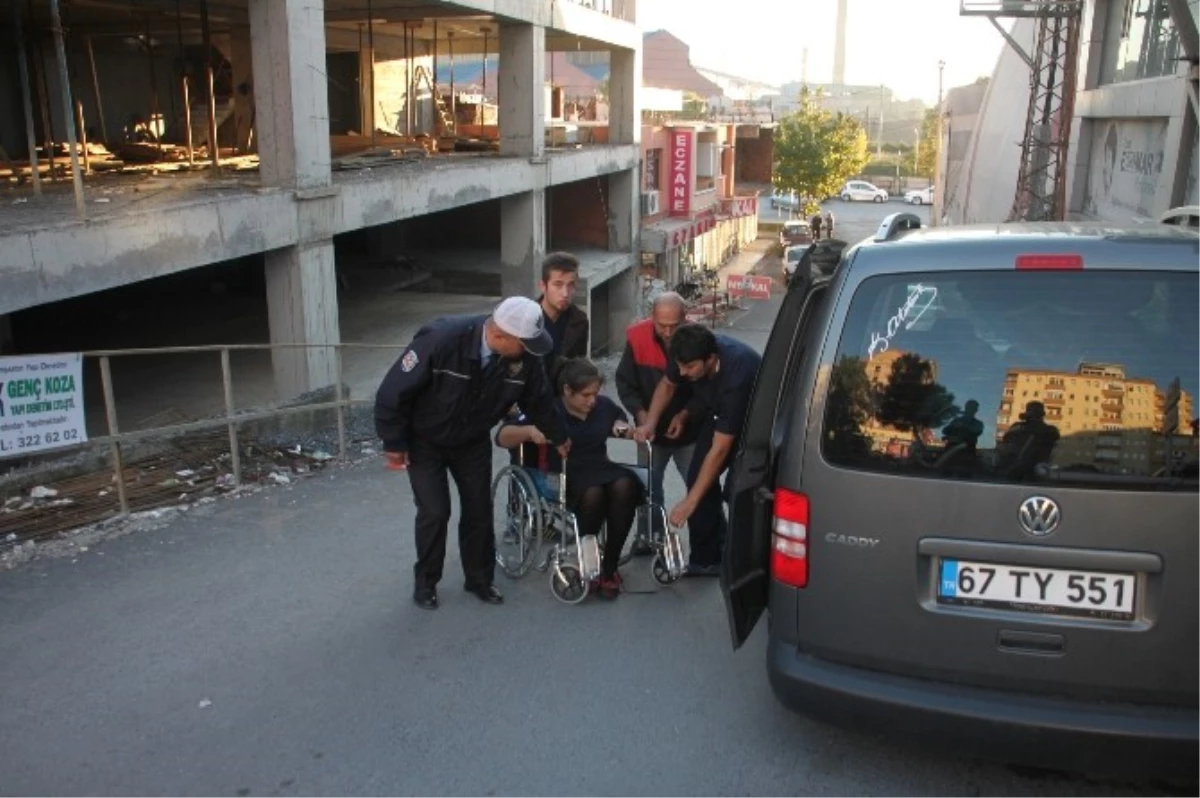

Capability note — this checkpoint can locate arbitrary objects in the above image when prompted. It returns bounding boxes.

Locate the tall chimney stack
[833,0,847,87]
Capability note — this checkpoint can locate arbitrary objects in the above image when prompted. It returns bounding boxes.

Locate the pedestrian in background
[375,297,568,611]
[824,209,835,240]
[810,211,823,240]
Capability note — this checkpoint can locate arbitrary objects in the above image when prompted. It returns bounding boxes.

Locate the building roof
[642,29,722,97]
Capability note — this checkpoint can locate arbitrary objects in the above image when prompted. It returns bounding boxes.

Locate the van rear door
[721,277,830,648]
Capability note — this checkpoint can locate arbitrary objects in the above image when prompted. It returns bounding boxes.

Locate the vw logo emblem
[1018,496,1061,537]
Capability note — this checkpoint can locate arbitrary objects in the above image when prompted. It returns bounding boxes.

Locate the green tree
[773,90,870,213]
[914,107,938,179]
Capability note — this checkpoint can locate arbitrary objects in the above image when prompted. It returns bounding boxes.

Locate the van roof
[848,221,1198,276]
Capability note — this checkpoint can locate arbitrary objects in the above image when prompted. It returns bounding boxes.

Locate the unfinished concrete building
[0,0,642,431]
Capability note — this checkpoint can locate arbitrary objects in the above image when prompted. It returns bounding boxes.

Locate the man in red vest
[615,292,702,549]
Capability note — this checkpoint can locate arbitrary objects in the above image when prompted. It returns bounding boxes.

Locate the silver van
[721,215,1199,779]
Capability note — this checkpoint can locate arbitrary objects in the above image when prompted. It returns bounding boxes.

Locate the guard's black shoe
[413,587,439,610]
[465,583,504,604]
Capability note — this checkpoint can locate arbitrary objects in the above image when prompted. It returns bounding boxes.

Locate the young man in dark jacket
[375,297,568,611]
[538,252,589,386]
[615,292,702,549]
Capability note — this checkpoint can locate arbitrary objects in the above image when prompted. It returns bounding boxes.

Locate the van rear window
[821,271,1198,491]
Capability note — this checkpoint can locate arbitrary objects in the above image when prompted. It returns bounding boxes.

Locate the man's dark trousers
[408,435,495,590]
[683,419,735,568]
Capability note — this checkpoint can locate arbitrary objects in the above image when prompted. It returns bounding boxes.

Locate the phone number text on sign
[0,353,89,459]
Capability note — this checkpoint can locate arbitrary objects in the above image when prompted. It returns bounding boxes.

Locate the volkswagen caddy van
[721,214,1199,779]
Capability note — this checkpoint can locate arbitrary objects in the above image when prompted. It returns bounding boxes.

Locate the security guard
[375,297,568,611]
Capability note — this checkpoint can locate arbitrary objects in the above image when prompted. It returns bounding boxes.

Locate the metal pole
[145,16,162,153]
[367,0,376,143]
[75,99,90,173]
[29,0,57,183]
[11,0,42,195]
[200,0,219,171]
[334,348,346,460]
[220,348,242,486]
[482,28,489,103]
[49,0,86,217]
[448,30,455,127]
[85,36,108,144]
[182,76,194,165]
[175,0,192,166]
[99,356,130,516]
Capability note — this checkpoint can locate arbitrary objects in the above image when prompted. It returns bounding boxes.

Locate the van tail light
[1015,254,1083,270]
[771,489,809,588]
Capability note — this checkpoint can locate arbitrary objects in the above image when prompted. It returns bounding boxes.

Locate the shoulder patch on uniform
[400,349,420,372]
[508,361,524,376]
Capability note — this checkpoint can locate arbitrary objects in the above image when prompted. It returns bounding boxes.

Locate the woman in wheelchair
[495,358,642,599]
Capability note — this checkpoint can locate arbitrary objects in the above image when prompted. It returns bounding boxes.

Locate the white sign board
[0,353,88,459]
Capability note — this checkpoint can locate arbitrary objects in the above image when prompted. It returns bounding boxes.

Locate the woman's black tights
[574,476,641,577]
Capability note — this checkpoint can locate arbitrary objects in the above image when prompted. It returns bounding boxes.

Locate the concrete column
[266,241,340,398]
[498,23,544,158]
[249,0,332,190]
[500,189,546,297]
[607,46,640,146]
[230,31,255,153]
[250,0,339,400]
[607,168,638,252]
[606,268,636,353]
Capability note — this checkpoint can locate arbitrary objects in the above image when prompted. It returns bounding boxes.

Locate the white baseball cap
[492,296,553,356]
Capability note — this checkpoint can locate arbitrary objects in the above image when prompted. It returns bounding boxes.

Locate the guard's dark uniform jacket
[542,300,590,389]
[374,314,566,452]
[614,318,703,446]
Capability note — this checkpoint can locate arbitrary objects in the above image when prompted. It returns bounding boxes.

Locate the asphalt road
[0,248,1184,797]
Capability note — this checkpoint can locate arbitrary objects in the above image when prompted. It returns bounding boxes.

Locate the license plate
[938,559,1136,620]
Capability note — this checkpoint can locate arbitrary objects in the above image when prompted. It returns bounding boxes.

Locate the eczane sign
[669,128,693,217]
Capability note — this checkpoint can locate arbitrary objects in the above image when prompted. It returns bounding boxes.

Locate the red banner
[726,274,771,300]
[669,128,693,217]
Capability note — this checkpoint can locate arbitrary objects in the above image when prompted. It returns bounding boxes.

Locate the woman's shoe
[598,572,623,600]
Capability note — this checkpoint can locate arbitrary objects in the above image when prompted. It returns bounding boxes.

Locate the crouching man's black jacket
[375,315,566,453]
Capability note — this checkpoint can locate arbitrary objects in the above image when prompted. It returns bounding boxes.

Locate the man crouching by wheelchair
[495,359,641,600]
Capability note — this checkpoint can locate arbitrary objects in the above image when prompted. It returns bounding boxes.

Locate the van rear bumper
[767,636,1198,780]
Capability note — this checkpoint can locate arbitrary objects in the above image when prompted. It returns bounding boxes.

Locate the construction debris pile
[0,431,350,558]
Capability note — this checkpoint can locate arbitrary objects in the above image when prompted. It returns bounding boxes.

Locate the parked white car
[905,185,935,205]
[770,191,801,211]
[840,180,888,203]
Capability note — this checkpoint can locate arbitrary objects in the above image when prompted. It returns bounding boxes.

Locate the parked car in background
[779,220,813,248]
[905,185,935,205]
[782,244,807,284]
[1160,205,1199,228]
[840,180,889,203]
[771,191,802,211]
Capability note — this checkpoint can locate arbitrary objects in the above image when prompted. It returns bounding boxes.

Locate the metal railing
[78,342,404,516]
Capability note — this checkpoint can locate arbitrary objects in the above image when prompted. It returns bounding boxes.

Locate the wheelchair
[491,436,687,604]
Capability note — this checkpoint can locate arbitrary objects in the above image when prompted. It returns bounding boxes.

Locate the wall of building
[548,179,610,248]
[734,126,773,183]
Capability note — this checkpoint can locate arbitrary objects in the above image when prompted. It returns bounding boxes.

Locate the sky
[636,0,1007,105]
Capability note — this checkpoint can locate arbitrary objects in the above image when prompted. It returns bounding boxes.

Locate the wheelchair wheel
[492,465,543,579]
[651,553,679,586]
[550,563,589,604]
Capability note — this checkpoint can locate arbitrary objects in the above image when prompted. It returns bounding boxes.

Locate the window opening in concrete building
[1101,0,1183,84]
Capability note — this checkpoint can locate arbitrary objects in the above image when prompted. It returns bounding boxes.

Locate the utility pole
[876,84,885,156]
[933,60,946,226]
